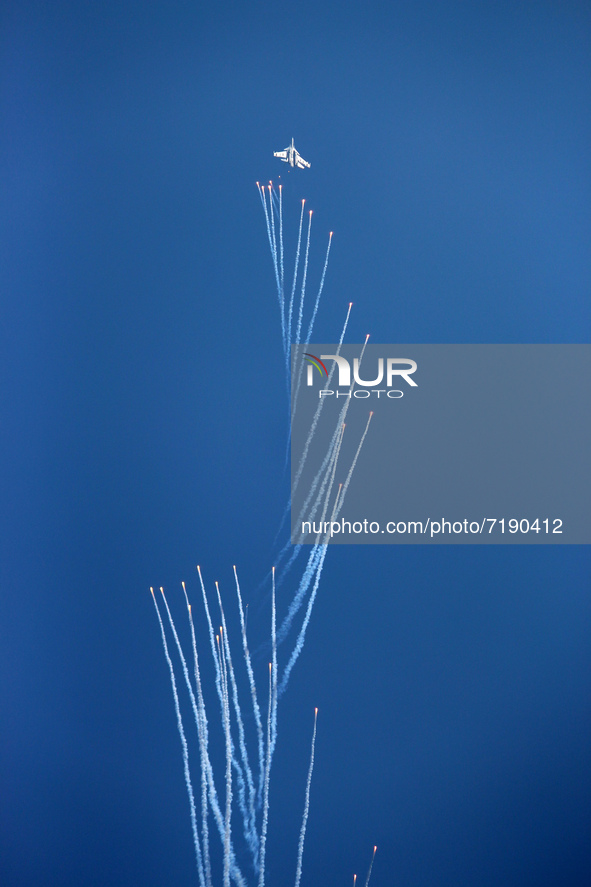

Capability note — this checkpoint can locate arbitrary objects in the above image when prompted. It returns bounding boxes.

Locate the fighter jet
[273,138,311,169]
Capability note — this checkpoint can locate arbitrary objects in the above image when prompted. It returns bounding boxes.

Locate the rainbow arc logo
[303,353,328,379]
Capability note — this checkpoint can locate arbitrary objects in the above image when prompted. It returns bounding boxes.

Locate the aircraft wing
[294,152,311,169]
[274,149,289,161]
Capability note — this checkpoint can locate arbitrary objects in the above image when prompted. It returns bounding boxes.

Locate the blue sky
[1,2,590,885]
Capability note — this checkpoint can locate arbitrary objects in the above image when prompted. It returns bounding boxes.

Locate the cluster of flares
[255,181,332,376]
[151,186,377,885]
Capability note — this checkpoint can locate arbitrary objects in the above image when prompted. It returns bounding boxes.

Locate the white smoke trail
[280,450,343,697]
[306,335,370,515]
[276,390,350,573]
[304,231,333,345]
[233,566,265,811]
[364,846,377,887]
[201,570,251,848]
[258,663,273,887]
[274,301,354,555]
[212,593,253,871]
[290,301,353,486]
[265,184,279,286]
[295,334,369,536]
[182,585,213,887]
[287,199,305,365]
[284,334,370,597]
[267,185,284,350]
[294,210,313,348]
[257,183,283,348]
[194,571,250,886]
[294,708,318,887]
[258,189,333,399]
[278,544,329,696]
[290,411,346,538]
[288,264,321,447]
[276,337,372,670]
[277,419,346,646]
[257,183,278,282]
[197,566,224,704]
[160,586,248,885]
[181,593,248,887]
[333,411,374,521]
[279,185,284,307]
[150,589,206,887]
[313,423,347,547]
[313,423,346,541]
[270,568,279,762]
[218,626,232,887]
[280,409,371,696]
[215,581,259,860]
[276,544,323,646]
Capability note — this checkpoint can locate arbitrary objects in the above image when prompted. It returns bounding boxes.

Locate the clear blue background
[1,2,590,885]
